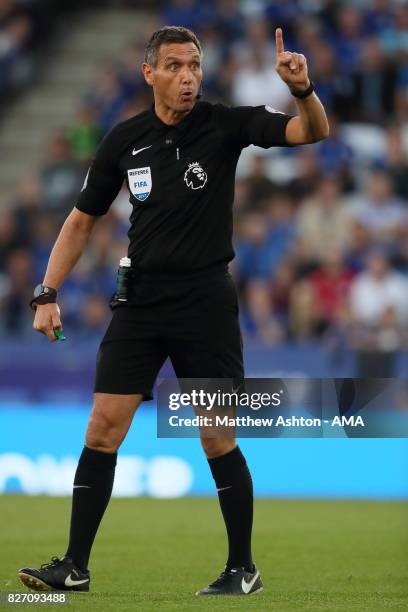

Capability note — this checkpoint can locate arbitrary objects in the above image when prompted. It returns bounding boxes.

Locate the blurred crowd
[0,0,38,97]
[0,0,58,102]
[1,0,408,351]
[0,0,99,104]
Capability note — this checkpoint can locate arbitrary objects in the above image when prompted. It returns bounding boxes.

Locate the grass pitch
[0,496,407,611]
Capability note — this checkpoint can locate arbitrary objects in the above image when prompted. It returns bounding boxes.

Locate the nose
[180,66,193,84]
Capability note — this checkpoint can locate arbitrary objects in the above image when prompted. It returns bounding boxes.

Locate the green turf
[0,496,407,611]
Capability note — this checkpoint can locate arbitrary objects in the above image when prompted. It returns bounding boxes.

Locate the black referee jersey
[76,100,293,276]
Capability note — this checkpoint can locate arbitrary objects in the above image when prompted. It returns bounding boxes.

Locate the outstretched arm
[275,28,329,144]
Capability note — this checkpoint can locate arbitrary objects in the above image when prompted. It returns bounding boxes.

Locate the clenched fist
[33,302,63,342]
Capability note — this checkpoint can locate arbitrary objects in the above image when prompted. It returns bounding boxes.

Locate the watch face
[33,284,44,298]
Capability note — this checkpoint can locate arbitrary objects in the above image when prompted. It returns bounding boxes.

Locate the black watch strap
[290,80,315,99]
[30,284,58,310]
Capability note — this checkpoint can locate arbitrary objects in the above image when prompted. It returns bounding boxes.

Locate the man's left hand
[275,28,310,94]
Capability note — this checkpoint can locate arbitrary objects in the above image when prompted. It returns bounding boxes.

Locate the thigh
[94,306,168,400]
[167,274,244,382]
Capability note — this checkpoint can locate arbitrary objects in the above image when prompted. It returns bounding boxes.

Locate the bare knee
[85,393,143,452]
[86,410,120,453]
[200,437,236,459]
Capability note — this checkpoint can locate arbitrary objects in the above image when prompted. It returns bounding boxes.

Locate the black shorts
[94,269,244,400]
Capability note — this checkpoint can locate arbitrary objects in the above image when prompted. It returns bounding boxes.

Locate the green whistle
[54,329,67,341]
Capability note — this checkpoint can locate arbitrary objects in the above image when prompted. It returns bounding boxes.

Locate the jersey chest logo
[184,162,207,190]
[127,167,152,201]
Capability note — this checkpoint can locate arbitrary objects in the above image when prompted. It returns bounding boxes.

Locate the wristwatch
[30,284,58,310]
[290,80,315,99]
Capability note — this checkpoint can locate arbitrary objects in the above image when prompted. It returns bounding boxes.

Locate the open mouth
[180,91,193,101]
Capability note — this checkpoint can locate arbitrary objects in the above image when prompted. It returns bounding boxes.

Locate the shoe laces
[40,556,63,569]
[209,567,240,587]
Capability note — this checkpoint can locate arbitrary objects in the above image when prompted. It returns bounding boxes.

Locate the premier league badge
[184,162,207,190]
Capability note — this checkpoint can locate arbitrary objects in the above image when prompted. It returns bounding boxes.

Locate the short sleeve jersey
[76,101,293,275]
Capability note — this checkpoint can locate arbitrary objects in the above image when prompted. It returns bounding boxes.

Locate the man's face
[143,42,202,112]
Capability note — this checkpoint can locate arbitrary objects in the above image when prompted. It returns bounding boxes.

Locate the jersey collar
[148,101,202,132]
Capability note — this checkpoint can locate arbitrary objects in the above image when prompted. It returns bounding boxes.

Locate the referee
[18,26,329,595]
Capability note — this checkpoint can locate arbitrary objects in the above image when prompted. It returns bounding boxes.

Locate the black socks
[208,446,254,572]
[65,445,253,573]
[65,446,117,571]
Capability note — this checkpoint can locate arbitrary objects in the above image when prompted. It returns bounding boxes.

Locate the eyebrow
[164,55,201,63]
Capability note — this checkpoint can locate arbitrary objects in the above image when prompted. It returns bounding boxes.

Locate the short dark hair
[144,26,202,67]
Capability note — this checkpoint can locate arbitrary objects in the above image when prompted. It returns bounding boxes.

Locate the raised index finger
[275,28,284,54]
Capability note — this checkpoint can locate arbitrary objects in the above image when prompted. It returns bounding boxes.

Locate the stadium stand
[0,0,407,376]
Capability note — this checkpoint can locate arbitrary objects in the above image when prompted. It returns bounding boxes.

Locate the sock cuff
[79,446,118,471]
[208,446,246,481]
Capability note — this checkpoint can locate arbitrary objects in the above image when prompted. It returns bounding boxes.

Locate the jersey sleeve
[75,128,124,216]
[216,104,294,150]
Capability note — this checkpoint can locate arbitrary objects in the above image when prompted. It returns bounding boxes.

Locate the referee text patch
[127,167,152,202]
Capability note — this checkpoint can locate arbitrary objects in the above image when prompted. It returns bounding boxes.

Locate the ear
[142,62,154,87]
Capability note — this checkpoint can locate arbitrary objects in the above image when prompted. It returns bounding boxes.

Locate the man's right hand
[33,303,63,342]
